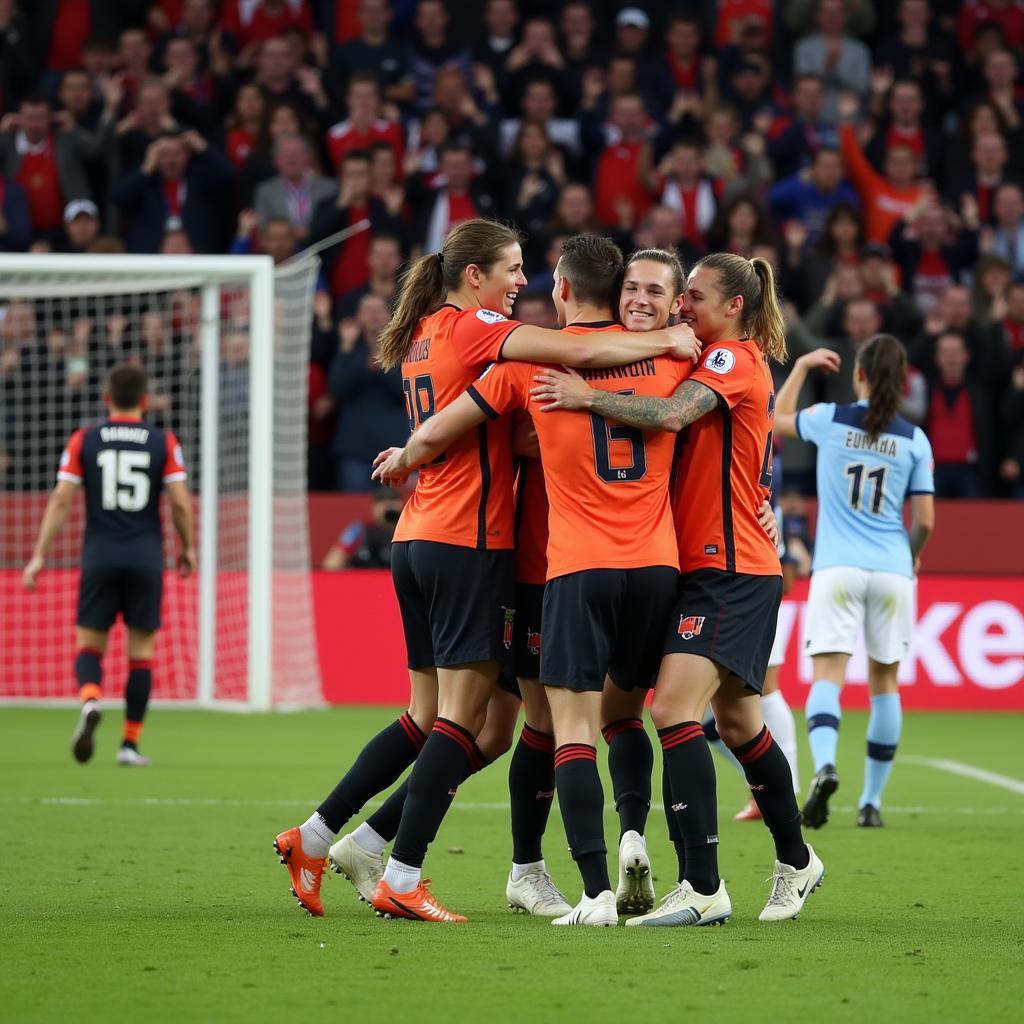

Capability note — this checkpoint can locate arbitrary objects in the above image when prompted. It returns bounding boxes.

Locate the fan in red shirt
[326,73,404,174]
[220,0,314,49]
[531,252,825,929]
[594,93,654,230]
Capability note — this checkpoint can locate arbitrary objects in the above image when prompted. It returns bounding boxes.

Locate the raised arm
[531,367,720,433]
[774,348,842,438]
[372,392,488,486]
[22,480,78,591]
[503,322,701,369]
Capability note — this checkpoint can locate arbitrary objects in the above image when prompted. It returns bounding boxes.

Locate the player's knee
[406,701,437,735]
[649,692,675,730]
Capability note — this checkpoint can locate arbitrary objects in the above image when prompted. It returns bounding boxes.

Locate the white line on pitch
[0,796,1022,815]
[903,756,1024,796]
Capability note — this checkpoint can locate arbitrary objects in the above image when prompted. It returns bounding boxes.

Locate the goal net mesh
[0,257,322,707]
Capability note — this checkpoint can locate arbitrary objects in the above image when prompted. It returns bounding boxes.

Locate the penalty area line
[903,756,1024,796]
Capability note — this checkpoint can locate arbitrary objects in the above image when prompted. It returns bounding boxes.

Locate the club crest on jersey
[677,615,705,639]
[526,629,541,655]
[476,308,507,324]
[502,606,515,649]
[703,348,735,375]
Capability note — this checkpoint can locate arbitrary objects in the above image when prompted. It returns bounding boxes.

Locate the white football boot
[758,844,825,921]
[71,700,102,764]
[506,866,572,917]
[329,832,384,903]
[615,830,655,914]
[116,746,150,767]
[552,890,618,927]
[625,879,731,927]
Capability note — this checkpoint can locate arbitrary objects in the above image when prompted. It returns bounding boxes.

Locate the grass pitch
[2,707,1022,1024]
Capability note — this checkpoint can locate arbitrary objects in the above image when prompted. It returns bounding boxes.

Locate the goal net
[0,254,323,709]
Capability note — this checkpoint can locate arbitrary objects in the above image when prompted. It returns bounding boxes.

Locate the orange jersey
[468,322,690,579]
[514,454,549,585]
[393,304,524,549]
[673,340,781,576]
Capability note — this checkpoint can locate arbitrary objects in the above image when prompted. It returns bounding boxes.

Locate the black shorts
[76,565,163,632]
[662,568,782,693]
[541,566,678,693]
[392,541,516,670]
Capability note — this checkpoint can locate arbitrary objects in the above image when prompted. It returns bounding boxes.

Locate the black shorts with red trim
[497,581,545,697]
[77,565,163,632]
[540,566,677,693]
[662,568,782,693]
[391,540,515,670]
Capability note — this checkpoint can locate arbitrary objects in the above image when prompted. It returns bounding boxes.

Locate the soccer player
[375,234,696,926]
[533,253,825,926]
[273,218,696,920]
[22,363,195,766]
[773,337,935,829]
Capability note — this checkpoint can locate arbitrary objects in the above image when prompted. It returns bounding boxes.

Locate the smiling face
[619,259,682,331]
[679,266,743,342]
[474,242,527,316]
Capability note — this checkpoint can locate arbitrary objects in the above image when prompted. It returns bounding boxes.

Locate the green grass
[2,707,1023,1024]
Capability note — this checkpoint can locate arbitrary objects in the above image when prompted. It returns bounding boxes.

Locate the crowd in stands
[2,0,1024,498]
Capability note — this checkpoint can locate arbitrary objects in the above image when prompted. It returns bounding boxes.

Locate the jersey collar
[567,320,617,328]
[108,414,144,423]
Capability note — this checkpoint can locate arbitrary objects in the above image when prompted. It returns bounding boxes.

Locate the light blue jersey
[797,400,934,578]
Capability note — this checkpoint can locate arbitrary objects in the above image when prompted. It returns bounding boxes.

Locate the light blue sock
[806,680,842,771]
[860,692,902,809]
[701,710,742,775]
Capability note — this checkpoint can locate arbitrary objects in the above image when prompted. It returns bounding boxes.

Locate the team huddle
[22,215,935,929]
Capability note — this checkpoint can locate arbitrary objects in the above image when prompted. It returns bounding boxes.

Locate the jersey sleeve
[688,342,755,408]
[795,403,836,447]
[57,429,85,484]
[449,308,523,367]
[908,427,935,495]
[163,431,187,482]
[465,361,532,419]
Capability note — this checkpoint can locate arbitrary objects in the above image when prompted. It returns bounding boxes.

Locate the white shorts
[803,566,915,665]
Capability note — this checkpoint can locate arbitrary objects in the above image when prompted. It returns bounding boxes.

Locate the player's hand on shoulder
[531,366,591,411]
[798,348,841,374]
[178,548,197,578]
[666,323,701,363]
[22,556,44,592]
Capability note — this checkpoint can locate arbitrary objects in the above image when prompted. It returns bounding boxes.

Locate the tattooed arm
[531,367,720,433]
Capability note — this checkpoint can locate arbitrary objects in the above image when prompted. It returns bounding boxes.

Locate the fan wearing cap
[62,199,100,253]
[615,8,675,117]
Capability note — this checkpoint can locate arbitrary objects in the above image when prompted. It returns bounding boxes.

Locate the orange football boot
[733,798,763,821]
[370,879,467,923]
[273,827,326,917]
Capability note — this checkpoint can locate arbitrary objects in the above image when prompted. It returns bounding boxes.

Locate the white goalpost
[0,253,323,710]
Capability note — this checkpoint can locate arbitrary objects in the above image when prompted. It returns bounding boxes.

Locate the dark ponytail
[858,334,907,440]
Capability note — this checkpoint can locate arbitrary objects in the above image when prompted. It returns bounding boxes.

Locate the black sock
[732,726,809,869]
[122,660,152,749]
[662,763,686,883]
[368,741,492,842]
[509,724,555,864]
[602,717,653,837]
[554,744,609,898]
[657,722,720,895]
[391,719,474,869]
[317,713,426,833]
[75,648,102,693]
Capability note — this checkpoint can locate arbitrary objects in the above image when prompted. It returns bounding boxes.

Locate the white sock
[299,813,333,859]
[761,690,800,793]
[352,822,387,856]
[511,859,546,882]
[382,856,421,892]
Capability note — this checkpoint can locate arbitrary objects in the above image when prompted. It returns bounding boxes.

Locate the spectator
[985,181,1024,275]
[61,198,101,253]
[769,72,837,177]
[865,76,946,185]
[499,78,581,162]
[0,172,30,250]
[513,289,558,328]
[716,0,775,50]
[503,17,569,114]
[326,72,404,174]
[999,361,1024,497]
[793,0,872,122]
[949,130,1012,223]
[118,28,156,112]
[823,296,885,403]
[26,2,120,88]
[338,232,402,318]
[328,292,406,491]
[223,82,269,171]
[838,92,926,242]
[254,133,334,240]
[593,93,654,231]
[926,330,993,497]
[769,145,859,247]
[428,67,499,172]
[909,283,997,374]
[875,0,956,104]
[505,119,565,235]
[0,94,91,241]
[559,2,607,101]
[220,0,313,52]
[409,0,473,113]
[312,148,403,300]
[613,8,675,118]
[662,12,708,95]
[161,36,234,138]
[117,79,179,173]
[648,139,720,254]
[112,129,235,252]
[328,0,414,107]
[253,35,326,127]
[413,141,496,254]
[320,488,405,568]
[977,48,1024,128]
[56,69,122,211]
[958,2,1024,57]
[798,201,865,306]
[971,253,1013,326]
[475,0,520,88]
[996,280,1024,353]
[0,1,34,113]
[859,242,924,340]
[705,193,776,257]
[632,204,700,267]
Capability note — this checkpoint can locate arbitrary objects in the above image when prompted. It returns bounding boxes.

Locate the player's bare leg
[601,681,655,913]
[802,652,849,829]
[858,658,902,828]
[71,627,108,764]
[117,627,155,766]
